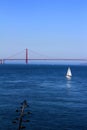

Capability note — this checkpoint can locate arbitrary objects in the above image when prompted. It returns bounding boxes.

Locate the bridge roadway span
[0,58,87,61]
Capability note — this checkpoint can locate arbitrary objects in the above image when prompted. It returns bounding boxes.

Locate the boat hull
[66,75,71,79]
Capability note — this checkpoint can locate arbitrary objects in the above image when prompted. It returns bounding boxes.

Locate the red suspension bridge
[0,48,87,64]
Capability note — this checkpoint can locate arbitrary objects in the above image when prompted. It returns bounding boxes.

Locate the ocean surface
[0,64,87,130]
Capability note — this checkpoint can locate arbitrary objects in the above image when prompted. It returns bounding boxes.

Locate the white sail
[66,67,72,78]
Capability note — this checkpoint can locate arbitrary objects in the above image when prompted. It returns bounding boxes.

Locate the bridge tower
[26,48,28,64]
[0,59,4,64]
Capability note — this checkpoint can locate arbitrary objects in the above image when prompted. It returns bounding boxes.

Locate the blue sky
[0,0,87,59]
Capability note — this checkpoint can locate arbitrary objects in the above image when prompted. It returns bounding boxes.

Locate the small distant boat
[66,67,72,79]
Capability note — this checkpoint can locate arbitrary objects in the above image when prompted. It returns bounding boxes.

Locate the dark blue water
[0,64,87,130]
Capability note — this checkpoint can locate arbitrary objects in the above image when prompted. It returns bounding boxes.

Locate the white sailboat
[66,67,72,79]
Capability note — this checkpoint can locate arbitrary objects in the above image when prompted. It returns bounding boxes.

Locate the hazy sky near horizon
[0,0,87,59]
